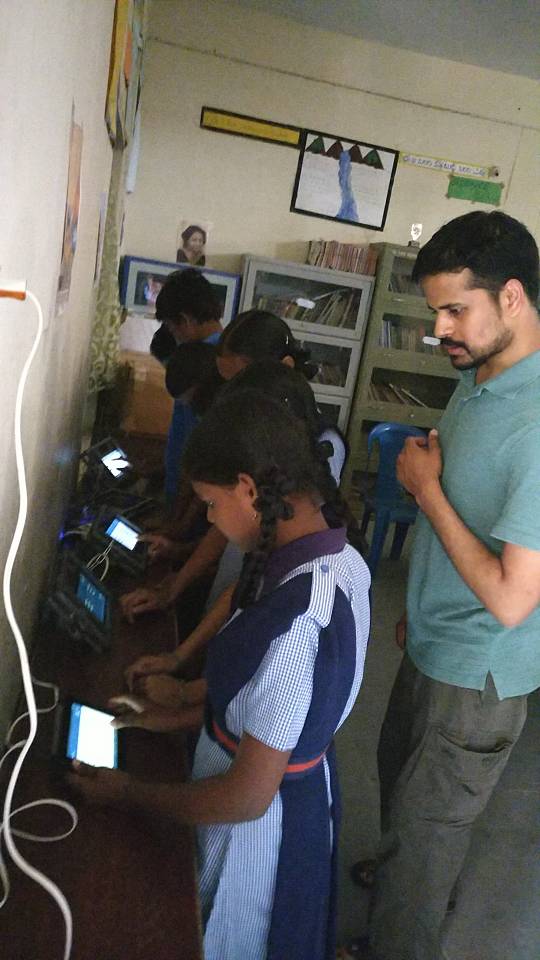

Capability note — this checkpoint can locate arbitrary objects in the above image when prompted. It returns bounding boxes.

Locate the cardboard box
[120,350,173,437]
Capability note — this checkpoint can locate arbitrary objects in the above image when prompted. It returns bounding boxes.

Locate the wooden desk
[1,579,203,960]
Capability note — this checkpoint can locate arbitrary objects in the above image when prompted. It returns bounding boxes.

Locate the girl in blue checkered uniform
[184,392,370,959]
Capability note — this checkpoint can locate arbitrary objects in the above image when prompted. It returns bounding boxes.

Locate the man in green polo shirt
[368,211,540,960]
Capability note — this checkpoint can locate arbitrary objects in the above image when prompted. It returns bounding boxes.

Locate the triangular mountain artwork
[326,140,344,159]
[363,149,384,169]
[349,144,364,164]
[306,135,326,154]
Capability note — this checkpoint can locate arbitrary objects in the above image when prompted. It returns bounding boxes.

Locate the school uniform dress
[192,526,371,959]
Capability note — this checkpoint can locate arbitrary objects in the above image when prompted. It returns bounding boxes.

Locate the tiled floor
[336,555,540,959]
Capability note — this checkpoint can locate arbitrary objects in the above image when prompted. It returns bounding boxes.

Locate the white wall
[123,0,540,275]
[0,1,115,738]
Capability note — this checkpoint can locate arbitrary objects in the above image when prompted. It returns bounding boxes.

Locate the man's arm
[397,431,540,628]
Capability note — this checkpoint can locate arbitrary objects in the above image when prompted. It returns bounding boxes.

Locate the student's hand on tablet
[138,533,175,562]
[125,652,180,691]
[67,760,129,807]
[119,578,175,622]
[107,696,188,732]
[139,675,187,710]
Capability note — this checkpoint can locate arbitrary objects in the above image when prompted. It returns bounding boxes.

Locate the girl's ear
[281,354,295,368]
[236,472,258,503]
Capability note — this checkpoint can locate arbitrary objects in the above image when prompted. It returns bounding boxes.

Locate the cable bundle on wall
[0,285,76,959]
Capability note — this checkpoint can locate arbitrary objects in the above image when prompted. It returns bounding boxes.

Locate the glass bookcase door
[313,393,349,431]
[379,312,442,355]
[386,253,423,298]
[294,333,360,396]
[244,262,372,340]
[367,366,457,411]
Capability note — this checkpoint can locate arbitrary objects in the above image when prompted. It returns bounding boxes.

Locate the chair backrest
[367,422,427,502]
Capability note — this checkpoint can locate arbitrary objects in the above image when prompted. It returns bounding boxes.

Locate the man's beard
[441,327,513,370]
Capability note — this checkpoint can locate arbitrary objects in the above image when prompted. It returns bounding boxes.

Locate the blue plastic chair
[360,422,427,577]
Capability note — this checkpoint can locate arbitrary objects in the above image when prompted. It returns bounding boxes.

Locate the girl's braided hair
[222,362,365,557]
[183,391,336,607]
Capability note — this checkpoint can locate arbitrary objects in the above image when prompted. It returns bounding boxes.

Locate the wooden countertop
[1,569,203,960]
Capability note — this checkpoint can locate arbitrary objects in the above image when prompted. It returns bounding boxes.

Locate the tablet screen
[76,573,107,624]
[66,703,118,768]
[105,517,139,551]
[101,448,131,478]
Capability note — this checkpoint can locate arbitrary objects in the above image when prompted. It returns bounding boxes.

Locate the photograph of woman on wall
[176,223,207,266]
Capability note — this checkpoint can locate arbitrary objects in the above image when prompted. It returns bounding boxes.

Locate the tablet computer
[53,698,125,769]
[81,437,133,483]
[90,507,148,576]
[48,553,112,652]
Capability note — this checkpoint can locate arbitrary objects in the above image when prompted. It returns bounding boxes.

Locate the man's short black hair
[155,268,221,325]
[412,211,539,305]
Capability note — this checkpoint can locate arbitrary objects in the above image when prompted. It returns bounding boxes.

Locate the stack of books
[307,240,378,275]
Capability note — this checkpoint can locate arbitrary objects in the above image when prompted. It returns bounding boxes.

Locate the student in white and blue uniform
[185,391,371,959]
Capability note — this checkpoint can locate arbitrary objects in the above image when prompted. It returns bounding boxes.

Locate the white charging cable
[0,286,75,959]
[86,541,113,581]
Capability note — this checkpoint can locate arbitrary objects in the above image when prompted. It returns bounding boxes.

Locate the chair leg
[389,521,410,560]
[367,511,390,578]
[360,507,372,538]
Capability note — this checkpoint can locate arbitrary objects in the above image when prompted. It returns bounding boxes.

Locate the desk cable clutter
[0,282,77,959]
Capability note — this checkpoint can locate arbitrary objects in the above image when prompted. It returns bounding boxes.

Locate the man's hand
[396,429,442,503]
[67,761,130,807]
[395,612,407,650]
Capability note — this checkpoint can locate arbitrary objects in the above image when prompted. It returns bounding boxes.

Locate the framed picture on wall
[119,256,241,325]
[291,129,399,231]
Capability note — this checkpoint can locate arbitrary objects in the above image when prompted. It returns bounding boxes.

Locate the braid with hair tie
[236,467,295,608]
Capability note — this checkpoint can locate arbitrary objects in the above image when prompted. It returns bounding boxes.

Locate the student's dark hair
[219,362,362,553]
[165,342,223,415]
[220,360,325,437]
[155,268,221,325]
[181,224,207,245]
[183,392,344,606]
[165,342,217,398]
[412,211,540,305]
[218,310,318,380]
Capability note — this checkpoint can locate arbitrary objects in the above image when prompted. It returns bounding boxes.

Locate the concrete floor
[335,553,540,959]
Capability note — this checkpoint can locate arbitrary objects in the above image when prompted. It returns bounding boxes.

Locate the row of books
[307,240,378,276]
[368,381,427,407]
[379,320,440,354]
[255,288,360,329]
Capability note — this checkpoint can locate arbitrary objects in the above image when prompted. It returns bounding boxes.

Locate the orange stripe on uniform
[212,719,326,773]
